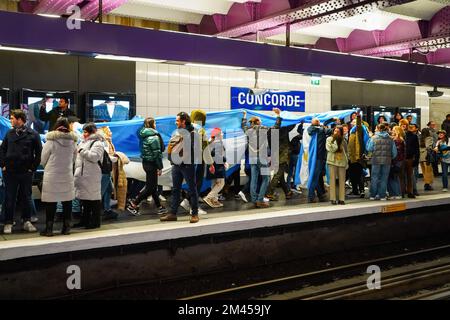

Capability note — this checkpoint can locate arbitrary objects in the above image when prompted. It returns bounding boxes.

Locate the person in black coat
[405,124,420,198]
[39,97,76,132]
[442,114,450,137]
[0,110,42,234]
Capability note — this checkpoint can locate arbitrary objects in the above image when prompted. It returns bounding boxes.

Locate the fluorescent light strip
[372,80,412,86]
[95,55,165,63]
[185,63,245,70]
[321,75,364,81]
[37,14,60,18]
[0,46,66,55]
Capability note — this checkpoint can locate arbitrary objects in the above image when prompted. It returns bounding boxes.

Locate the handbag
[426,148,437,165]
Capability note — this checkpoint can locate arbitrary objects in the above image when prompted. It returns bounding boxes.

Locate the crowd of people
[1,101,450,236]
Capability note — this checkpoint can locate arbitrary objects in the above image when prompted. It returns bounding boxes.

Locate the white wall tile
[158,82,169,107]
[147,106,158,117]
[136,81,147,109]
[219,86,229,109]
[147,63,158,82]
[210,86,219,109]
[189,66,199,85]
[158,107,169,117]
[147,82,158,107]
[169,83,180,108]
[158,64,169,83]
[189,84,200,108]
[136,62,147,81]
[179,66,190,84]
[199,85,210,108]
[210,69,220,86]
[199,67,210,86]
[136,106,147,118]
[219,69,229,87]
[168,65,180,84]
[180,83,190,109]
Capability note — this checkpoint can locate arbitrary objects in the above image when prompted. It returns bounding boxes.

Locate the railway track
[180,243,450,300]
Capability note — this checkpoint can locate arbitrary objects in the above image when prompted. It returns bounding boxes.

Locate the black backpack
[89,140,113,174]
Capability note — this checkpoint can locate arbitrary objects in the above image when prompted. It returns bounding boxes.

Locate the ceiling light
[37,14,60,18]
[95,54,166,63]
[0,46,66,55]
[321,75,364,81]
[184,63,245,70]
[372,80,413,86]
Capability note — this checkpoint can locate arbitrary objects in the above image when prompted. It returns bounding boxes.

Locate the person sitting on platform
[40,117,78,236]
[326,125,348,205]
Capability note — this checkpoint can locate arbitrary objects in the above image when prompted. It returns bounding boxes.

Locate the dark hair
[333,125,344,151]
[59,97,69,105]
[11,109,27,123]
[394,112,403,120]
[54,117,70,132]
[377,115,387,124]
[446,114,450,118]
[177,112,191,126]
[427,121,435,126]
[144,117,155,129]
[82,122,97,134]
[420,127,430,148]
[378,123,387,131]
[406,114,413,119]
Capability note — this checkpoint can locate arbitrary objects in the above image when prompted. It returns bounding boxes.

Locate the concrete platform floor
[0,179,448,243]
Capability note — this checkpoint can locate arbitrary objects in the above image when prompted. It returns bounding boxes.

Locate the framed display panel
[86,92,136,123]
[0,88,10,118]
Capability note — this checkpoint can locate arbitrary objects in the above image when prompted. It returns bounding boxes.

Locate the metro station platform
[1,189,449,262]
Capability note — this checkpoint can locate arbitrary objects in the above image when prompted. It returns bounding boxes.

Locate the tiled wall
[135,62,331,118]
[417,86,450,128]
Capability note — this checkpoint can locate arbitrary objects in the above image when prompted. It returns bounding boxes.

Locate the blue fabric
[0,116,10,140]
[94,103,129,122]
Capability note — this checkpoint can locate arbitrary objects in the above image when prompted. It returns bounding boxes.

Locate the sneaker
[360,193,366,198]
[189,215,199,223]
[255,201,270,208]
[380,198,387,201]
[238,191,248,203]
[180,199,191,212]
[263,197,270,202]
[291,188,302,194]
[407,193,416,199]
[369,197,376,201]
[211,199,224,208]
[146,196,154,204]
[190,208,208,215]
[203,197,216,208]
[160,213,177,222]
[159,194,167,202]
[30,216,39,223]
[3,224,12,234]
[394,196,402,200]
[443,188,448,192]
[126,202,141,216]
[109,199,118,207]
[23,221,37,232]
[157,206,167,215]
[218,194,226,202]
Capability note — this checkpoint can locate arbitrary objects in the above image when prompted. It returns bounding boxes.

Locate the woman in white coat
[40,117,78,236]
[73,123,104,229]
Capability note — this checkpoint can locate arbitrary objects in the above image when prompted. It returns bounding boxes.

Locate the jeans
[388,173,401,197]
[370,164,390,198]
[442,162,449,189]
[170,164,198,216]
[135,161,160,208]
[286,153,299,189]
[250,163,270,203]
[308,159,326,201]
[4,171,33,225]
[101,174,113,211]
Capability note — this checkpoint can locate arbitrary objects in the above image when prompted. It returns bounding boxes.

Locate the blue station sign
[231,87,306,112]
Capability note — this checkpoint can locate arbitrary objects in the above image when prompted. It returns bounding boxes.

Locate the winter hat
[211,127,222,139]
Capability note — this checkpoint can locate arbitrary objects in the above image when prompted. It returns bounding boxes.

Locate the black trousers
[135,160,161,207]
[4,171,33,224]
[46,201,71,224]
[225,166,241,195]
[349,162,365,194]
[81,200,101,228]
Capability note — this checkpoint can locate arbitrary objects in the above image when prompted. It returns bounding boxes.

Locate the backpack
[167,134,184,163]
[89,140,113,174]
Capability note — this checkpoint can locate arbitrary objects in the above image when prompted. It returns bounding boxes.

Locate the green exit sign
[311,76,321,86]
